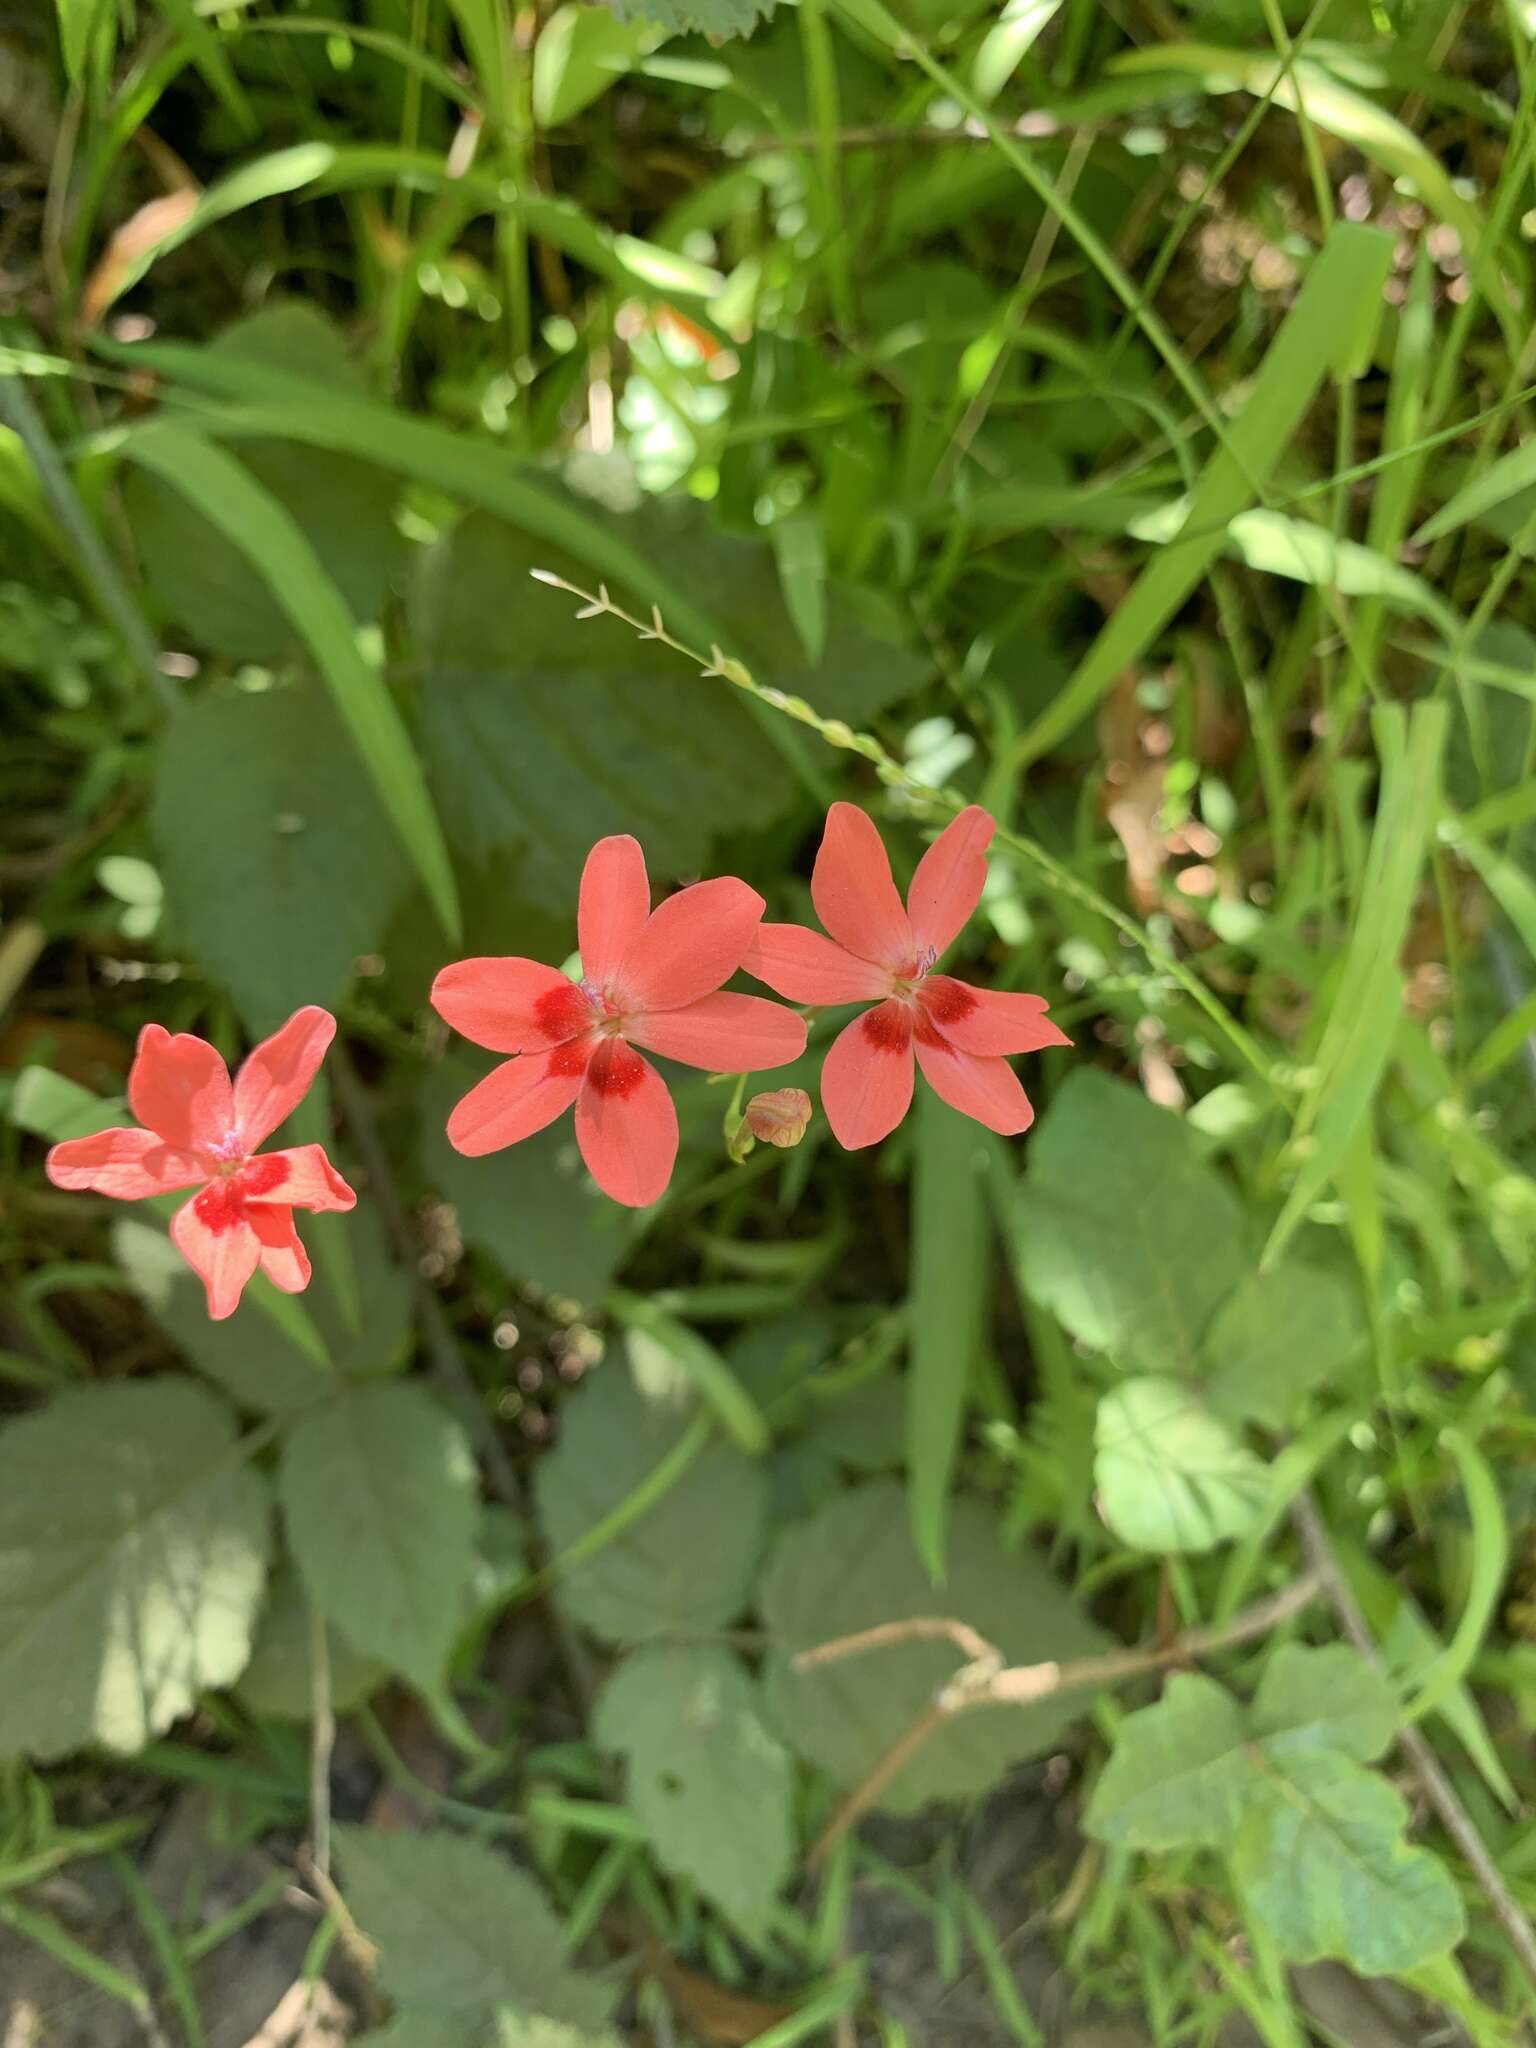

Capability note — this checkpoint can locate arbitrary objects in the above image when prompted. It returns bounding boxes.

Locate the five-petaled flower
[46,1008,355,1319]
[432,835,807,1207]
[744,803,1069,1148]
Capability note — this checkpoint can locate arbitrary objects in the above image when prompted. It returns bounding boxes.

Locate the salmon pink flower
[744,803,1069,1149]
[46,1008,355,1319]
[432,835,807,1208]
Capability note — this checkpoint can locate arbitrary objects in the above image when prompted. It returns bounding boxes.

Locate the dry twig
[802,1573,1324,1868]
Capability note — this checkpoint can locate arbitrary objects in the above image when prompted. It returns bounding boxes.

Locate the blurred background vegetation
[6,0,1536,2041]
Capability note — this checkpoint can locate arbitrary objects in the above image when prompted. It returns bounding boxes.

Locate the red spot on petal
[240,1153,287,1197]
[587,1038,647,1098]
[549,1036,595,1079]
[193,1179,246,1233]
[534,981,594,1043]
[921,975,978,1027]
[860,1001,914,1054]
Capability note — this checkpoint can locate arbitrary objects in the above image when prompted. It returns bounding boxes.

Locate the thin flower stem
[308,1605,334,1884]
[529,572,1279,1095]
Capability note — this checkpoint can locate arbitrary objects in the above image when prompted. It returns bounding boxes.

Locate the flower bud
[743,1088,813,1149]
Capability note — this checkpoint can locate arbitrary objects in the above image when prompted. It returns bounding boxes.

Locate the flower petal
[170,1194,262,1321]
[247,1203,312,1293]
[918,977,1072,1057]
[915,1035,1035,1135]
[627,993,807,1073]
[233,1006,337,1149]
[579,834,651,987]
[741,923,890,1005]
[243,1144,357,1213]
[432,957,594,1055]
[444,1049,588,1157]
[575,1040,678,1207]
[820,1001,914,1150]
[908,806,995,957]
[129,1024,234,1152]
[619,876,765,1011]
[46,1127,204,1200]
[812,802,914,969]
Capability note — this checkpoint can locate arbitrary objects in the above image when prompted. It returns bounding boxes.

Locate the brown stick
[1291,1490,1536,2000]
[805,1573,1324,1869]
[794,1616,1001,1674]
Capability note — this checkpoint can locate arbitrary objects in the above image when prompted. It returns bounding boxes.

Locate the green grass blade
[1017,223,1394,767]
[1403,1430,1509,1726]
[1263,702,1447,1266]
[111,1850,207,2048]
[124,422,460,940]
[93,342,726,656]
[607,1290,770,1455]
[1416,437,1536,544]
[907,1091,992,1582]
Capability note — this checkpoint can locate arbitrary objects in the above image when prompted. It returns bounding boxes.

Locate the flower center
[888,946,939,1002]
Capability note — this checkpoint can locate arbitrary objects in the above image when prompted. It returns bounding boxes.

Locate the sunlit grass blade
[123,422,460,941]
[1017,223,1394,767]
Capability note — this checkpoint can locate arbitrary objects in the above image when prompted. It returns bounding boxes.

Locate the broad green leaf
[534,1367,768,1643]
[772,514,827,664]
[599,0,778,36]
[412,514,796,898]
[1017,224,1394,765]
[908,1092,992,1581]
[594,1646,794,1938]
[236,1564,385,1721]
[762,1480,1106,1811]
[279,1383,479,1694]
[1088,1646,1464,1975]
[127,423,457,939]
[0,1380,270,1757]
[113,1203,410,1416]
[1094,1379,1268,1556]
[1249,1642,1398,1761]
[421,1058,643,1303]
[153,680,411,1031]
[1085,1673,1251,1849]
[336,1824,613,2030]
[1233,1749,1465,1976]
[1201,1262,1364,1429]
[1014,1071,1249,1374]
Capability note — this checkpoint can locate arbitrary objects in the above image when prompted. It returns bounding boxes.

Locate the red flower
[744,803,1069,1148]
[47,1008,355,1320]
[432,835,807,1208]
